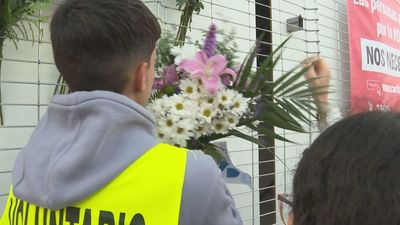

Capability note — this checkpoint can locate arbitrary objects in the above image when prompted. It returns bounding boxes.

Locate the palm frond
[275,98,311,124]
[0,0,52,126]
[2,0,51,45]
[234,36,329,144]
[228,129,293,171]
[235,42,259,89]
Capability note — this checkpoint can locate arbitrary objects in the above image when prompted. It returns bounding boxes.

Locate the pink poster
[348,0,400,112]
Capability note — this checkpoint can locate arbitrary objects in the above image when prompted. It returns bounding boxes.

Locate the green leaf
[251,53,281,97]
[248,53,273,92]
[273,65,307,95]
[237,46,257,89]
[265,98,303,127]
[271,36,292,56]
[27,20,35,41]
[229,129,267,147]
[277,76,318,97]
[202,143,226,164]
[13,23,26,39]
[246,36,291,95]
[228,129,291,168]
[264,65,297,95]
[276,98,311,123]
[9,28,20,45]
[203,133,231,142]
[246,123,294,143]
[297,99,318,111]
[291,99,318,119]
[18,21,29,40]
[288,85,331,98]
[241,110,304,133]
[236,33,265,89]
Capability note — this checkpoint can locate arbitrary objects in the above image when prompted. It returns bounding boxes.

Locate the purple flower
[164,65,179,84]
[152,65,178,90]
[152,78,165,90]
[203,23,217,58]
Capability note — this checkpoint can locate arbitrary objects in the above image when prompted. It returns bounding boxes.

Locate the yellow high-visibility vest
[0,143,187,225]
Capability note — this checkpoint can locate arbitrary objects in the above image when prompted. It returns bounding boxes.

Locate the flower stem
[175,3,195,46]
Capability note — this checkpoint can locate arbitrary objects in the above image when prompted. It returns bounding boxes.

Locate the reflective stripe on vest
[0,143,187,225]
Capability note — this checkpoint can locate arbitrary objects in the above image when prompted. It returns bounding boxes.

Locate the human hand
[302,56,331,127]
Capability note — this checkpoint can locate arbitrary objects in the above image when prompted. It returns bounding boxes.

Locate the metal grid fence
[0,1,349,225]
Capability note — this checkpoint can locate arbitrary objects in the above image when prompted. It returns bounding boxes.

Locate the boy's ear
[133,62,148,92]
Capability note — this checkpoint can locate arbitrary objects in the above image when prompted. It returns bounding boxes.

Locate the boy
[0,1,242,225]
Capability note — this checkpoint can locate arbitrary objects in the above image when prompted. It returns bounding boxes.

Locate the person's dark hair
[292,111,400,225]
[50,0,161,93]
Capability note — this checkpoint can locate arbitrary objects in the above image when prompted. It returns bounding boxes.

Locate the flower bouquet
[149,24,325,161]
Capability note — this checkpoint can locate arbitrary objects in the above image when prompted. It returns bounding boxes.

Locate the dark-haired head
[50,0,161,104]
[291,111,400,225]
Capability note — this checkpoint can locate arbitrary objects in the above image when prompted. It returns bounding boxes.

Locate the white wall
[0,1,349,224]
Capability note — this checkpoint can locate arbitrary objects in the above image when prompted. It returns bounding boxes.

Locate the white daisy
[175,117,196,132]
[217,89,237,111]
[231,92,250,116]
[193,122,214,138]
[179,78,201,99]
[198,102,217,123]
[148,99,166,118]
[211,118,230,135]
[217,89,236,108]
[156,127,170,143]
[192,125,205,138]
[225,113,240,129]
[155,116,179,144]
[165,94,197,117]
[157,114,179,130]
[170,126,193,147]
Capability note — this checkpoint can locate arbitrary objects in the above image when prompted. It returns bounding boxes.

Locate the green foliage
[206,36,325,145]
[175,0,204,45]
[216,30,239,68]
[156,33,176,71]
[0,0,51,48]
[0,0,52,126]
[176,0,204,12]
[150,85,178,102]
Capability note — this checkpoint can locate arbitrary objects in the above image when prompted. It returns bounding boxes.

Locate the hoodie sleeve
[203,169,243,225]
[179,151,243,225]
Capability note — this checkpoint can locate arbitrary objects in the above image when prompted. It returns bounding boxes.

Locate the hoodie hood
[12,91,160,210]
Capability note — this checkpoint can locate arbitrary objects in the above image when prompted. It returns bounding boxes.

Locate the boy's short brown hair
[51,0,161,93]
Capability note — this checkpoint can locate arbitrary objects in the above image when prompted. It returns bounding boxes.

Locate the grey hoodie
[11,91,242,225]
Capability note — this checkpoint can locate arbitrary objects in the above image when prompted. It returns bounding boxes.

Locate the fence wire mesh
[0,1,349,224]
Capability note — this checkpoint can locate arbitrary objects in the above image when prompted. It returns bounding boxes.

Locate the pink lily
[179,51,237,95]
